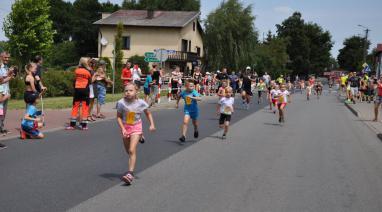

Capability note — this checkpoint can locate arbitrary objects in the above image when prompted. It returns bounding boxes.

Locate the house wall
[180,20,203,57]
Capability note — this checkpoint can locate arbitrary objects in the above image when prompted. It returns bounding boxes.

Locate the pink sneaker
[65,126,75,130]
[122,172,134,185]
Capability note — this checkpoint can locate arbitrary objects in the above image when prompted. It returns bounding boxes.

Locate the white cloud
[273,6,294,14]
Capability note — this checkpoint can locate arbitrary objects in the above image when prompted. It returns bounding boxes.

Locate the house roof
[94,10,201,28]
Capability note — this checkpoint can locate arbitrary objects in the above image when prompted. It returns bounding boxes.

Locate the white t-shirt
[117,98,149,124]
[277,90,290,103]
[263,74,270,83]
[270,89,279,100]
[219,97,234,115]
[132,68,141,81]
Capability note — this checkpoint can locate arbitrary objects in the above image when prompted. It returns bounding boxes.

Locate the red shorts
[123,121,143,138]
[272,99,277,105]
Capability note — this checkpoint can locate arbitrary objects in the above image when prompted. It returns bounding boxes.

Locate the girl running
[193,66,203,94]
[217,80,228,99]
[276,84,291,123]
[270,85,279,114]
[217,87,234,139]
[117,83,156,185]
[176,80,202,143]
[257,79,266,104]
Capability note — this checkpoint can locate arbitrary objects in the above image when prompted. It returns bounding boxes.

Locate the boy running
[217,87,234,139]
[117,83,156,185]
[176,80,202,143]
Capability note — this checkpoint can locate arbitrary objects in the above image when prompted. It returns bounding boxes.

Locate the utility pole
[358,24,371,63]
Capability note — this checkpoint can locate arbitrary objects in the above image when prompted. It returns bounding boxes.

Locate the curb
[341,98,382,142]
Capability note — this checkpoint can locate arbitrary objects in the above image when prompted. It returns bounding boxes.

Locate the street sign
[144,57,160,62]
[144,52,156,58]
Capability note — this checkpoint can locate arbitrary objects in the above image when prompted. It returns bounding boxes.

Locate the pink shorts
[124,121,143,138]
[278,103,287,108]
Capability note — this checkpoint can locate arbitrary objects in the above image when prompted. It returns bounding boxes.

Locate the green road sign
[144,52,156,58]
[144,57,160,63]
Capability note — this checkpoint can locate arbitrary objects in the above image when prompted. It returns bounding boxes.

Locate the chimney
[102,12,112,19]
[147,9,154,19]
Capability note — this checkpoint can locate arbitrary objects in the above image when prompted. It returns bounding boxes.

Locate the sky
[0,0,381,57]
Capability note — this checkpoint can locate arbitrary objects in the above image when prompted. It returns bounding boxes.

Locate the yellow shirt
[340,75,348,85]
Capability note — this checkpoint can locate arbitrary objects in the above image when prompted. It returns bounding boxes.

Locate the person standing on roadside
[0,51,13,136]
[151,64,161,105]
[32,55,47,93]
[373,76,382,121]
[66,58,92,130]
[121,61,132,87]
[131,63,142,89]
[87,59,98,122]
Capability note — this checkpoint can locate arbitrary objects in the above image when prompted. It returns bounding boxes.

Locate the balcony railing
[167,51,200,62]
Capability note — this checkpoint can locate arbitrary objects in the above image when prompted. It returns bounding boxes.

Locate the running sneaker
[1,129,10,134]
[222,134,226,140]
[194,131,199,138]
[80,126,89,131]
[65,126,75,130]
[179,135,186,143]
[0,142,7,150]
[122,172,134,185]
[139,136,145,144]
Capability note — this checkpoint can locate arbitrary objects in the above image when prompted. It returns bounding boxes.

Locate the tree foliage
[72,0,102,56]
[114,22,124,74]
[49,0,74,43]
[277,12,333,76]
[122,0,200,11]
[337,36,370,71]
[204,0,257,71]
[255,37,289,78]
[3,0,55,64]
[101,1,121,12]
[47,41,79,68]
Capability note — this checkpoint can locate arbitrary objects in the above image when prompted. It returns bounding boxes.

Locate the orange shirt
[74,67,91,89]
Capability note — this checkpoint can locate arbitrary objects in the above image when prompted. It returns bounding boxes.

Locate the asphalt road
[0,94,267,212]
[3,91,382,212]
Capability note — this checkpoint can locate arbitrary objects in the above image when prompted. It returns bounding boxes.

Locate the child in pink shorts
[116,83,156,185]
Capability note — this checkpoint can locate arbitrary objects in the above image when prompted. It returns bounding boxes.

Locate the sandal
[97,114,106,119]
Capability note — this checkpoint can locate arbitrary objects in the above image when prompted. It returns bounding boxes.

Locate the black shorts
[243,89,253,96]
[219,113,231,125]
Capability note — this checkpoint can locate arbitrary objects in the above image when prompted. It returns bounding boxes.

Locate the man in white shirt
[0,51,13,137]
[132,63,142,89]
[263,72,271,86]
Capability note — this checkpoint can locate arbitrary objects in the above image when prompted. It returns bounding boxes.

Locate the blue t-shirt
[21,104,40,128]
[144,75,152,88]
[180,89,200,112]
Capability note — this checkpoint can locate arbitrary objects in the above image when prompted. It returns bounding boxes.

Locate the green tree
[122,0,139,9]
[101,1,120,12]
[3,0,55,64]
[72,0,101,56]
[49,0,75,43]
[113,22,124,93]
[255,37,289,77]
[276,12,333,76]
[337,36,370,71]
[204,0,257,71]
[305,23,333,74]
[276,12,310,76]
[47,41,79,68]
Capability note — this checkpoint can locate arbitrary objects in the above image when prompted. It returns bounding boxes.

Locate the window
[122,36,130,50]
[193,22,196,31]
[188,41,191,52]
[196,47,201,56]
[181,39,188,52]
